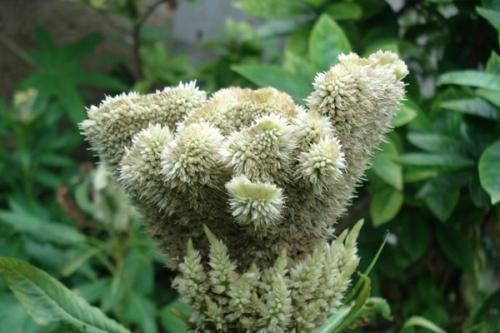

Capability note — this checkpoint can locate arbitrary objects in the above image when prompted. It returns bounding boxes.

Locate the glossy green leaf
[402,315,446,333]
[441,98,499,120]
[309,14,351,71]
[370,186,403,227]
[436,223,474,271]
[477,7,500,30]
[232,64,311,102]
[398,153,474,168]
[417,176,460,221]
[233,0,311,18]
[0,257,131,333]
[407,133,464,153]
[478,139,500,204]
[326,2,363,20]
[438,71,500,91]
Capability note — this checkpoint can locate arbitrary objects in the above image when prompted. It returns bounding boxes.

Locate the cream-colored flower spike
[81,51,407,332]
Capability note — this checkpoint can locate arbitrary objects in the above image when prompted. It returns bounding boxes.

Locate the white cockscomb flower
[119,124,173,211]
[291,109,334,151]
[161,122,225,192]
[79,51,407,333]
[186,87,299,134]
[223,115,294,182]
[225,175,284,231]
[296,137,345,192]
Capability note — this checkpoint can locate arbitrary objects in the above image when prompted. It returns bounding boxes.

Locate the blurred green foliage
[0,0,499,332]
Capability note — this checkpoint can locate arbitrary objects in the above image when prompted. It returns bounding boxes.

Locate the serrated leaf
[441,98,499,120]
[232,64,311,102]
[370,186,403,227]
[438,70,500,91]
[0,257,131,333]
[478,139,500,204]
[309,14,351,71]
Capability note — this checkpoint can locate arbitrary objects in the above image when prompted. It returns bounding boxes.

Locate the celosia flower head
[81,51,407,332]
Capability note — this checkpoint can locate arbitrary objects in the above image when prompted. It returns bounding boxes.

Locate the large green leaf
[0,257,131,333]
[309,14,351,71]
[233,0,311,19]
[477,7,500,30]
[232,64,311,102]
[370,185,403,227]
[435,224,474,271]
[441,98,499,120]
[438,71,500,91]
[478,139,500,204]
[407,133,464,153]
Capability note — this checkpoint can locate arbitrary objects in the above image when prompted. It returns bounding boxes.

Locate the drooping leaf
[402,315,447,333]
[232,64,311,102]
[438,70,500,91]
[478,139,500,204]
[309,14,351,71]
[0,257,131,333]
[370,185,403,227]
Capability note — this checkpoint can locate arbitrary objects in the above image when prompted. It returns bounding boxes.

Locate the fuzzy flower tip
[225,175,284,231]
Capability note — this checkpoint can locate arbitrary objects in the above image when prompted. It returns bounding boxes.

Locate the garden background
[0,0,499,332]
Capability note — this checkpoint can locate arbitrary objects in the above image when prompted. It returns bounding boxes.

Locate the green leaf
[477,88,500,107]
[407,133,464,153]
[330,274,371,333]
[370,186,403,227]
[326,2,363,20]
[436,223,474,271]
[465,289,500,332]
[0,293,39,333]
[0,257,131,333]
[478,139,500,204]
[232,64,311,102]
[400,218,431,262]
[417,175,461,221]
[372,139,403,190]
[441,98,500,120]
[402,315,447,333]
[477,7,500,30]
[124,292,157,333]
[160,300,192,333]
[233,0,311,18]
[313,306,352,333]
[392,100,418,127]
[397,153,474,168]
[309,14,351,71]
[438,71,500,91]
